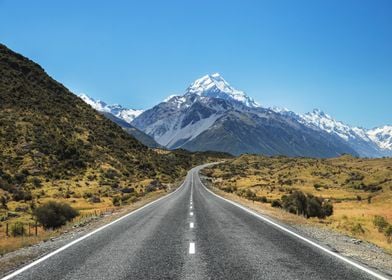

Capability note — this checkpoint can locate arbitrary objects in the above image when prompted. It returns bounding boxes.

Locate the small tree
[34,201,78,229]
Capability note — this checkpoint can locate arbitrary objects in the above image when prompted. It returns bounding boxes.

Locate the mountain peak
[310,108,329,117]
[185,73,260,108]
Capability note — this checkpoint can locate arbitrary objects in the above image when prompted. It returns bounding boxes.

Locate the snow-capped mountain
[299,109,375,143]
[368,126,392,151]
[179,73,260,108]
[79,94,143,123]
[132,74,358,157]
[295,109,388,157]
[269,107,391,157]
[77,75,391,158]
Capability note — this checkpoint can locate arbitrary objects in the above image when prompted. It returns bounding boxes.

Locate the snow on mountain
[269,106,290,113]
[368,126,392,151]
[286,108,391,157]
[299,109,370,142]
[79,93,110,112]
[133,75,360,157]
[184,73,260,108]
[79,94,143,123]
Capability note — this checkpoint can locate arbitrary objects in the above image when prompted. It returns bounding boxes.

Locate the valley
[1,1,391,279]
[0,43,390,279]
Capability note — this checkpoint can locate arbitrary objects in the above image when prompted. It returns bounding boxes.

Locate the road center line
[189,242,195,254]
[190,222,194,229]
[190,212,193,217]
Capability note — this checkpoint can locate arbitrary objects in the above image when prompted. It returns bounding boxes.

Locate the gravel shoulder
[200,175,392,278]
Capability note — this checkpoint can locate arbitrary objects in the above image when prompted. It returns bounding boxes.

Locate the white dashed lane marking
[189,242,195,254]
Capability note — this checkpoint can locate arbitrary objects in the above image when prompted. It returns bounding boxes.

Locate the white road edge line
[197,171,389,280]
[189,242,195,254]
[1,177,189,280]
[190,222,194,229]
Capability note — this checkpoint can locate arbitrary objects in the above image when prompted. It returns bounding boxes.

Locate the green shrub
[34,201,78,229]
[31,177,42,188]
[281,191,333,219]
[271,199,282,208]
[384,225,392,243]
[282,191,307,216]
[11,222,25,236]
[244,189,256,200]
[257,196,268,203]
[313,183,322,190]
[12,188,32,201]
[112,196,120,206]
[373,216,389,232]
[323,202,333,217]
[121,187,134,194]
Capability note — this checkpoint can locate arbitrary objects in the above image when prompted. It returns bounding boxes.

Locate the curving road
[3,164,388,280]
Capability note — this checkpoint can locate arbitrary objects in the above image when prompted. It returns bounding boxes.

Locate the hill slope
[0,44,226,216]
[0,44,190,182]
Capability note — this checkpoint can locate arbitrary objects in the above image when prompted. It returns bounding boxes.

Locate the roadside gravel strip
[1,164,390,280]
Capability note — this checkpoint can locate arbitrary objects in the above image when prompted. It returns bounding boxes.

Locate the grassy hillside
[204,155,392,251]
[0,43,228,253]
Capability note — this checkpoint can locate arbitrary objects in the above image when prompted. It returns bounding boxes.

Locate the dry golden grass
[205,155,392,252]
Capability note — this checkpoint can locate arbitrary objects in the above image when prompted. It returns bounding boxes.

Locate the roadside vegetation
[203,155,392,252]
[0,44,231,254]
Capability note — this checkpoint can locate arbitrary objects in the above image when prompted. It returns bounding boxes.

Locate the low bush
[121,187,134,194]
[112,196,120,206]
[271,199,282,208]
[257,196,268,203]
[384,225,392,243]
[31,177,42,188]
[281,191,333,219]
[351,223,365,235]
[11,222,25,236]
[34,201,78,229]
[373,216,389,232]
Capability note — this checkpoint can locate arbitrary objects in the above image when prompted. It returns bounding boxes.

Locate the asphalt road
[3,164,388,280]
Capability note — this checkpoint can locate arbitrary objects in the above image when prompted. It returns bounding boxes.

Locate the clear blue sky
[1,0,391,128]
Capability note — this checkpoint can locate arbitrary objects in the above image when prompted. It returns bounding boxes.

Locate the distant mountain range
[79,74,391,158]
[79,93,144,123]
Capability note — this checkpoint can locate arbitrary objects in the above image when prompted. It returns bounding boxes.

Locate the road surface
[3,164,388,280]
